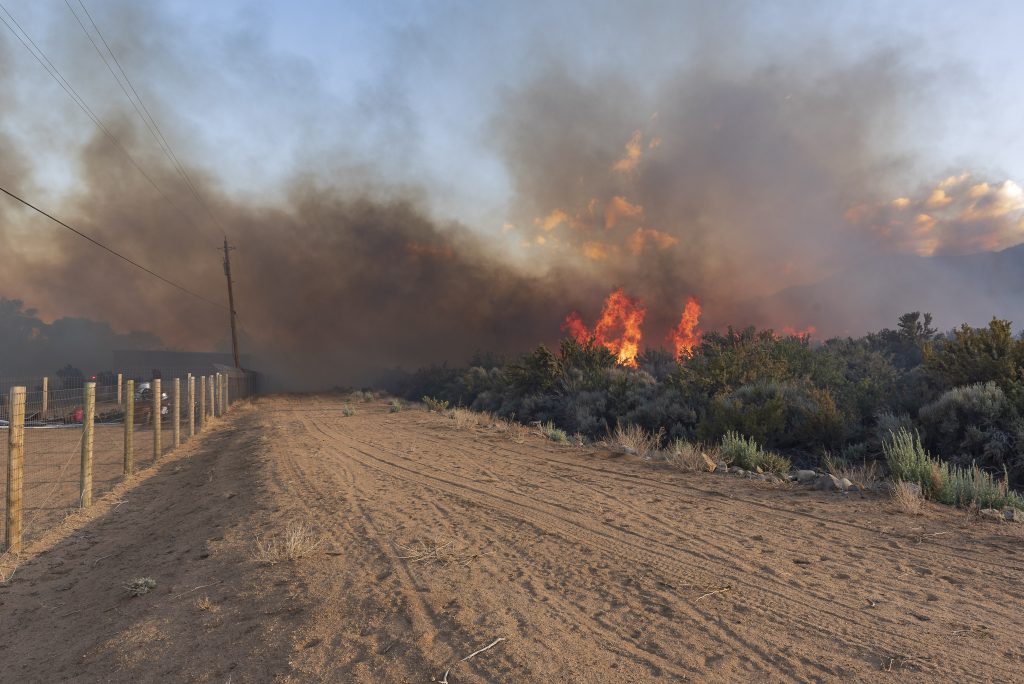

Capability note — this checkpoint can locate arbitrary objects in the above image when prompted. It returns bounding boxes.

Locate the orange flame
[670,296,702,359]
[562,288,646,367]
[780,325,816,340]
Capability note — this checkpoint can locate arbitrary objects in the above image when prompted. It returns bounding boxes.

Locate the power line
[0,184,226,310]
[0,2,207,236]
[68,0,231,237]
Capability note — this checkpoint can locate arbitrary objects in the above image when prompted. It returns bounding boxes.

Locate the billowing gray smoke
[2,1,1022,388]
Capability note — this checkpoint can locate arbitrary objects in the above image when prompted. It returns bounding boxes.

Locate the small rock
[839,477,854,492]
[796,469,817,484]
[1002,508,1021,522]
[729,466,744,475]
[785,474,797,482]
[815,474,842,491]
[714,464,728,474]
[980,508,1002,521]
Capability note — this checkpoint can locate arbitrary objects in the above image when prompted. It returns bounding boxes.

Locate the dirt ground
[1,395,1022,683]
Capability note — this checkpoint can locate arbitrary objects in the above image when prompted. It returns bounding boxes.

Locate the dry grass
[890,481,924,515]
[606,423,663,459]
[822,454,882,489]
[0,551,19,584]
[495,418,527,444]
[196,596,214,611]
[253,522,324,563]
[451,408,477,430]
[664,440,717,472]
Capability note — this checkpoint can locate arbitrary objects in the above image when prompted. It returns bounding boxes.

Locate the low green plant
[124,577,157,597]
[718,431,790,474]
[883,428,1024,510]
[758,450,792,475]
[883,429,936,495]
[341,405,355,417]
[539,421,568,443]
[422,396,450,413]
[388,399,404,413]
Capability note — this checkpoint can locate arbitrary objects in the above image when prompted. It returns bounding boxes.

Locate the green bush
[422,396,450,413]
[341,405,355,417]
[884,428,1024,510]
[539,421,568,443]
[883,429,936,496]
[719,431,790,474]
[388,399,403,413]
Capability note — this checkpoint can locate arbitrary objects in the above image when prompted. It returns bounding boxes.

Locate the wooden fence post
[41,376,48,419]
[188,374,195,439]
[213,373,220,417]
[117,372,123,406]
[209,375,215,418]
[199,375,207,431]
[153,378,161,460]
[124,379,134,475]
[5,387,25,553]
[80,382,95,508]
[173,377,181,449]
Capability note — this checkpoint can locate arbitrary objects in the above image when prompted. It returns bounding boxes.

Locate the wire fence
[1,368,259,554]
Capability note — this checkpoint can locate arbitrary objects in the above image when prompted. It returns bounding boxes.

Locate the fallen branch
[435,637,507,682]
[461,637,506,662]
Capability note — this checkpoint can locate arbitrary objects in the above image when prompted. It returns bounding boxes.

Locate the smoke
[2,1,1024,387]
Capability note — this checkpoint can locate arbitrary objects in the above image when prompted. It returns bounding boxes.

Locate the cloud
[847,173,1024,255]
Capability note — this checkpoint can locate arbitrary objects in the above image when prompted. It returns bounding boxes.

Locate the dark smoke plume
[3,2,1024,388]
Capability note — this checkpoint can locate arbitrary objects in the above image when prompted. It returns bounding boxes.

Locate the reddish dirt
[1,395,1023,682]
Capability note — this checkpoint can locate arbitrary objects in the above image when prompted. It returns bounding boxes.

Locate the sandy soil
[1,395,1022,683]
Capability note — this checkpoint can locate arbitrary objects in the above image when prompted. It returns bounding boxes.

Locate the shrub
[719,431,791,474]
[607,423,663,458]
[889,481,924,515]
[388,399,404,413]
[539,421,568,443]
[884,428,1024,510]
[451,408,477,429]
[341,405,355,417]
[665,440,715,472]
[883,429,936,496]
[253,522,324,563]
[422,396,450,413]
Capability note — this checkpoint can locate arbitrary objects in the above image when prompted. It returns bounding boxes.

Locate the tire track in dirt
[393,423,1024,629]
[322,413,1018,679]
[256,397,1024,681]
[308,414,962,680]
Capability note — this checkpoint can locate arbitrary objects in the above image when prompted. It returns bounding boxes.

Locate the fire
[562,288,646,367]
[780,325,816,339]
[670,296,702,359]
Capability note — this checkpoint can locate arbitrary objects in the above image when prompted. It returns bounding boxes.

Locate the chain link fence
[2,368,259,555]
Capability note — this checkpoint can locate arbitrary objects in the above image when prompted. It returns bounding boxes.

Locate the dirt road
[2,395,1022,682]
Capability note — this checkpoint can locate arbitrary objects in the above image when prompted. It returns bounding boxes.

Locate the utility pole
[222,236,241,369]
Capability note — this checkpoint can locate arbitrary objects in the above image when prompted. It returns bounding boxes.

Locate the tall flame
[670,296,702,359]
[562,288,646,367]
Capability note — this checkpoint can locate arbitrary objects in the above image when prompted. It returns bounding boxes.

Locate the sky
[4,1,1024,224]
[2,1,1024,382]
